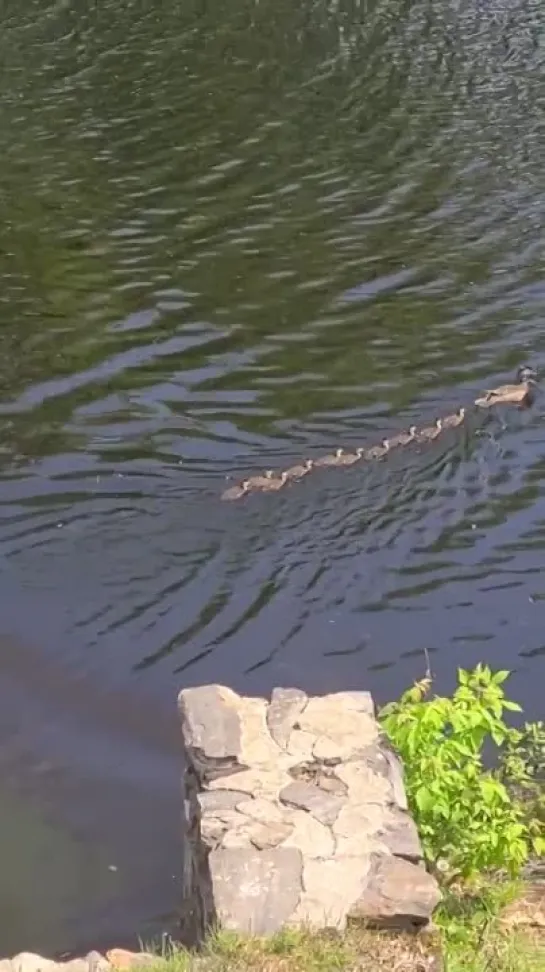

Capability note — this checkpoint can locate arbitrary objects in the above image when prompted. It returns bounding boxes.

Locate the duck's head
[516,364,538,385]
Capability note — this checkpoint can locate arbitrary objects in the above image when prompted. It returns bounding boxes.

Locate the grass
[131,881,543,972]
[436,879,544,971]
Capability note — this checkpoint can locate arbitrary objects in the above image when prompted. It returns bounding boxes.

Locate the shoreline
[2,672,542,972]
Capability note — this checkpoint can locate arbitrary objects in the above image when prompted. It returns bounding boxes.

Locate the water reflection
[1,0,545,955]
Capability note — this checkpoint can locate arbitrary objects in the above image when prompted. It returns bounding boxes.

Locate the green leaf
[491,727,506,747]
[381,665,538,878]
[415,786,435,814]
[492,670,510,685]
[532,836,545,856]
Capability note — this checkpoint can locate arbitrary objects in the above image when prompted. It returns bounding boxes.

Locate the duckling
[221,479,251,501]
[385,425,418,448]
[247,470,289,491]
[283,459,314,480]
[441,407,466,429]
[415,418,443,442]
[332,447,366,465]
[245,469,275,489]
[364,439,391,460]
[314,448,346,467]
[474,365,538,409]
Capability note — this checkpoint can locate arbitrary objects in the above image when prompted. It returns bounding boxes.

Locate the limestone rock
[106,950,155,969]
[286,728,317,760]
[221,817,293,850]
[279,780,343,826]
[351,855,442,929]
[335,759,391,806]
[382,744,409,811]
[209,765,288,798]
[61,961,99,972]
[281,805,335,858]
[208,846,303,934]
[378,806,422,863]
[84,953,110,972]
[298,694,378,760]
[290,855,371,930]
[237,696,283,766]
[178,683,440,940]
[10,956,59,972]
[236,796,287,825]
[178,685,246,782]
[198,789,249,814]
[266,688,308,749]
[201,807,242,847]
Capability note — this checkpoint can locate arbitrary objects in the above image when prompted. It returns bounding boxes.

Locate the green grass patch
[135,882,543,972]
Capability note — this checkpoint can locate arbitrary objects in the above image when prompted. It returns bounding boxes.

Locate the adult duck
[474,365,538,408]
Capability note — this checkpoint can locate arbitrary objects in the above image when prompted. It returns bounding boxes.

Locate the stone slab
[178,683,440,940]
[5,958,110,972]
[378,806,423,862]
[106,951,155,969]
[238,696,283,766]
[179,685,246,781]
[350,854,442,929]
[208,846,303,934]
[267,688,308,750]
[10,957,59,972]
[279,779,344,826]
[281,805,336,858]
[289,855,372,930]
[198,789,249,814]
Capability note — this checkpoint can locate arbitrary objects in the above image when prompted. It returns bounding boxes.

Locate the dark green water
[1,0,545,956]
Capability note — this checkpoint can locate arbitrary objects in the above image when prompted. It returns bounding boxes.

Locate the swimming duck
[415,418,443,441]
[474,365,538,408]
[333,447,366,465]
[441,408,466,428]
[222,479,251,501]
[314,448,347,467]
[283,459,314,480]
[386,425,418,448]
[247,470,289,491]
[364,439,391,459]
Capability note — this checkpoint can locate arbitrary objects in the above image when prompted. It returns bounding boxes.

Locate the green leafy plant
[499,719,545,825]
[379,664,545,881]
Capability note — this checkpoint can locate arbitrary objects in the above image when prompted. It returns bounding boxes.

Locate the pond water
[1,0,545,956]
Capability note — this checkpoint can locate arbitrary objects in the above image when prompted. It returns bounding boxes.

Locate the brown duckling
[364,439,391,460]
[247,470,289,491]
[441,407,466,429]
[415,418,443,442]
[283,459,314,480]
[385,425,418,448]
[332,447,366,465]
[314,448,347,467]
[474,365,538,409]
[222,479,251,501]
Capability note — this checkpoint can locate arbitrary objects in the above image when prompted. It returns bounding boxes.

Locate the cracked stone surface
[351,854,442,929]
[209,846,303,934]
[267,687,308,749]
[179,684,441,939]
[279,779,344,826]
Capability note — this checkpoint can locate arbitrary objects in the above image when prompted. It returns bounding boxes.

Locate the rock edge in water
[178,684,441,941]
[1,686,442,964]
